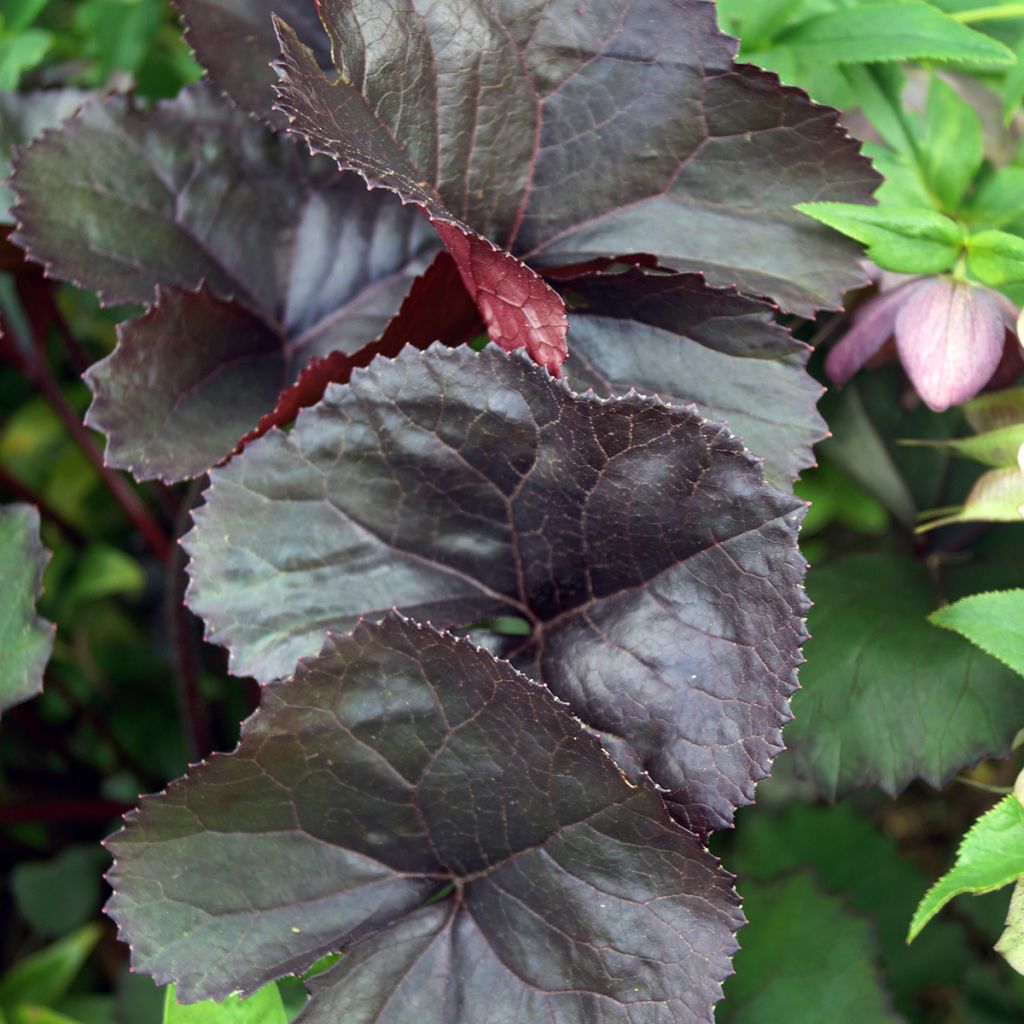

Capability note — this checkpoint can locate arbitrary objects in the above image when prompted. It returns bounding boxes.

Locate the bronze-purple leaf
[10,85,438,481]
[185,345,807,833]
[190,0,877,314]
[106,615,742,1021]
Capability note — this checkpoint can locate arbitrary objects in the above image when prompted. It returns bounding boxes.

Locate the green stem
[953,3,1024,24]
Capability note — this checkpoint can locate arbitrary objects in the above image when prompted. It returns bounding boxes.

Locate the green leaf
[716,0,809,48]
[719,872,900,1023]
[786,554,1024,799]
[796,202,962,274]
[910,795,1024,940]
[996,878,1024,974]
[3,0,50,33]
[922,74,984,211]
[0,924,102,1011]
[902,423,1024,466]
[766,1,1016,66]
[967,168,1024,230]
[0,504,54,720]
[818,379,919,529]
[9,1007,86,1024]
[843,64,919,156]
[918,466,1024,530]
[11,845,109,938]
[729,803,969,1007]
[163,984,287,1024]
[0,28,53,90]
[931,589,1024,677]
[965,387,1024,431]
[967,229,1024,285]
[1004,34,1024,120]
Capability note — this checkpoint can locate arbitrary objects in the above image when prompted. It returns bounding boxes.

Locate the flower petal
[825,280,922,385]
[895,278,1008,412]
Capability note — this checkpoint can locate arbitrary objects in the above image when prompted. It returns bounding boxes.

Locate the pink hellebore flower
[825,276,1019,413]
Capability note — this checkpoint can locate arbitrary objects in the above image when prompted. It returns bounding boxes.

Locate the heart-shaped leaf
[558,268,826,487]
[10,85,439,481]
[106,615,742,1021]
[0,503,54,720]
[186,344,807,833]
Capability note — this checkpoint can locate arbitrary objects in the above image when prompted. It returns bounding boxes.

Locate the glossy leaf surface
[107,616,742,1020]
[559,269,825,487]
[261,0,878,315]
[186,345,807,833]
[786,554,1024,799]
[10,85,438,481]
[0,503,54,719]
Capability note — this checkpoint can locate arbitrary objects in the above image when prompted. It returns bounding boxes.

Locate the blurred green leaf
[0,924,102,1010]
[0,29,54,89]
[966,167,1024,229]
[922,74,983,211]
[919,465,1024,529]
[968,229,1024,285]
[3,0,50,33]
[11,844,108,938]
[818,378,919,529]
[720,872,900,1023]
[966,387,1024,431]
[787,553,1024,799]
[0,504,53,718]
[10,1007,86,1024]
[902,422,1024,466]
[730,802,969,1007]
[996,879,1024,974]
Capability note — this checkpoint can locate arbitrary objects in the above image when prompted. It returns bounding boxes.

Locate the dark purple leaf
[0,504,54,720]
[175,0,332,128]
[106,615,742,1020]
[185,345,807,833]
[1,89,91,222]
[559,268,826,487]
[267,0,876,316]
[10,85,438,481]
[231,250,483,456]
[272,16,569,374]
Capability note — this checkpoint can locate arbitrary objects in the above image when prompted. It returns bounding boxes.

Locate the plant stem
[0,799,133,824]
[0,325,172,562]
[953,3,1024,23]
